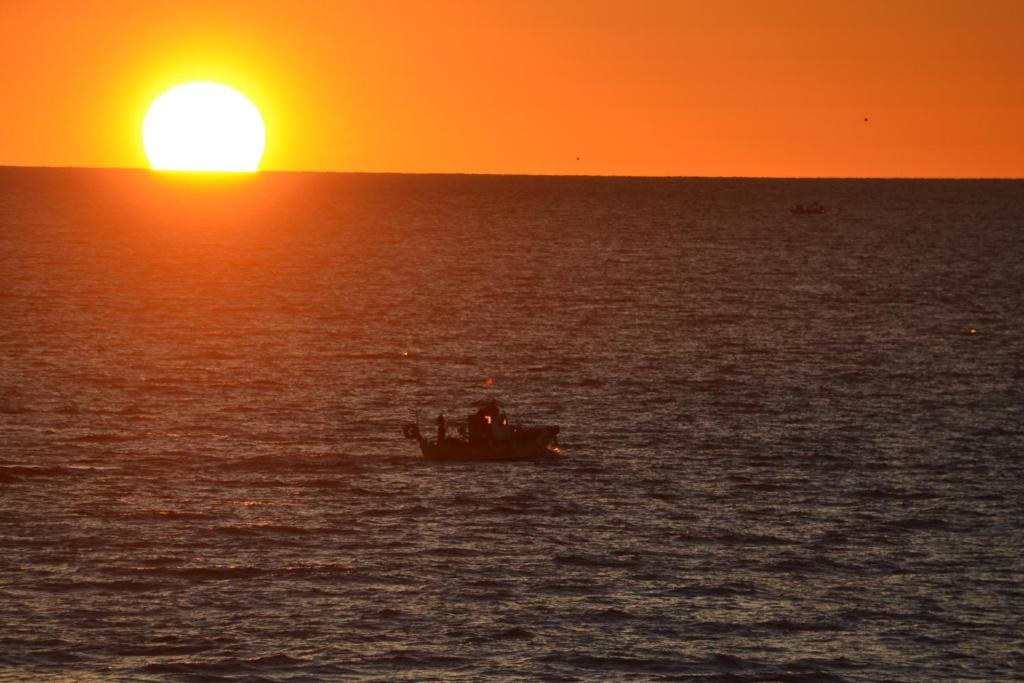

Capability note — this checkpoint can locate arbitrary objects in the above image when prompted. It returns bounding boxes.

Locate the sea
[0,168,1022,682]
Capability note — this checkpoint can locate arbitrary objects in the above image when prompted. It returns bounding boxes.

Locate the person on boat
[468,400,499,447]
[494,411,511,443]
[468,411,485,446]
[481,399,500,421]
[436,413,447,445]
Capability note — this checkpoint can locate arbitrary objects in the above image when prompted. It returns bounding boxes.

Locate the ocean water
[1,168,1022,682]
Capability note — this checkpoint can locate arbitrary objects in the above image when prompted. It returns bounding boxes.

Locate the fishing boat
[791,201,826,215]
[402,399,562,462]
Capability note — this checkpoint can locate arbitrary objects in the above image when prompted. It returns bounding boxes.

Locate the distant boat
[791,202,826,215]
[402,399,562,462]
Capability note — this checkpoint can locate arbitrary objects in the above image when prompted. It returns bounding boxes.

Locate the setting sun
[143,82,265,172]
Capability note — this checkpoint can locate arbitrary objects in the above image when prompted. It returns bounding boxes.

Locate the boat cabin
[467,399,510,445]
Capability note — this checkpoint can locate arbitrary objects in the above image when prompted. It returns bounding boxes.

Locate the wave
[364,504,430,517]
[450,493,479,505]
[676,531,795,546]
[226,477,291,488]
[127,509,208,520]
[303,477,349,489]
[14,650,87,665]
[880,517,950,532]
[278,563,354,578]
[553,554,638,568]
[488,626,535,640]
[587,608,636,622]
[130,555,187,567]
[766,557,854,574]
[707,652,747,668]
[69,433,137,443]
[111,642,214,657]
[498,492,539,504]
[217,452,365,474]
[419,546,478,558]
[141,653,305,675]
[463,626,536,643]
[37,579,166,593]
[0,464,75,478]
[747,670,849,683]
[756,618,850,633]
[364,650,471,668]
[216,523,312,536]
[348,485,398,497]
[853,486,938,501]
[129,565,267,580]
[669,581,762,597]
[536,652,684,674]
[487,504,533,514]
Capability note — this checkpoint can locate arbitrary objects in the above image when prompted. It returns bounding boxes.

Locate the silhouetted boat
[402,399,562,462]
[791,202,826,215]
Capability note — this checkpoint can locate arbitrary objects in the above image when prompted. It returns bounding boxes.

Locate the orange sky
[1,0,1021,177]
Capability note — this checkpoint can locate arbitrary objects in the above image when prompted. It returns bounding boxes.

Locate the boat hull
[418,426,561,462]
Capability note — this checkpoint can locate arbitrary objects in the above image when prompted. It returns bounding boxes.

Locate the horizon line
[1,163,1022,182]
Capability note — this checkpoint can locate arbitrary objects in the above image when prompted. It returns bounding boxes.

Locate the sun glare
[143,82,266,172]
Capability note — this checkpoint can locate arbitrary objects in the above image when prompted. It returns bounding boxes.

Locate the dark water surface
[1,168,1022,681]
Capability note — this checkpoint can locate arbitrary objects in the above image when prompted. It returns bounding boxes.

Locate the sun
[143,82,266,172]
